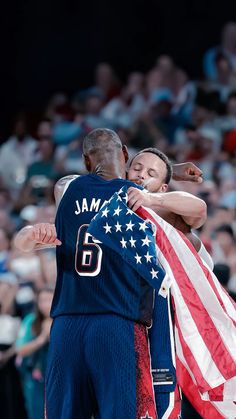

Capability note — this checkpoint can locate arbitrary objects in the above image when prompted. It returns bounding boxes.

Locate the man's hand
[127,187,152,212]
[14,223,62,252]
[29,223,62,246]
[172,162,203,183]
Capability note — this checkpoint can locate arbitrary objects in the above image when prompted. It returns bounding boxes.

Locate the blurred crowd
[0,21,236,419]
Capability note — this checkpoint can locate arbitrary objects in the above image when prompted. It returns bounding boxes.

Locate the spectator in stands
[203,22,236,81]
[15,286,53,419]
[0,272,27,419]
[0,114,37,194]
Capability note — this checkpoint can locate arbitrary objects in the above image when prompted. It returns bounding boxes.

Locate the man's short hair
[83,128,122,155]
[129,147,173,184]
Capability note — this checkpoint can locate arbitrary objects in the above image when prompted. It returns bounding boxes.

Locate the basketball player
[15,129,162,419]
[127,148,211,264]
[15,134,204,419]
[127,148,212,418]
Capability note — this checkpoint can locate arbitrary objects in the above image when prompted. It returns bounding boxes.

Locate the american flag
[88,186,236,419]
[88,187,166,291]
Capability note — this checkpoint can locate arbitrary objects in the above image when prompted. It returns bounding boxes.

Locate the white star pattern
[118,187,124,194]
[103,222,112,233]
[101,207,109,218]
[114,221,122,232]
[140,412,153,419]
[120,237,127,248]
[134,253,142,264]
[122,193,128,203]
[126,208,133,215]
[116,194,123,202]
[144,251,153,263]
[150,268,159,279]
[139,221,148,232]
[113,206,122,216]
[129,236,136,247]
[141,235,151,247]
[126,220,134,231]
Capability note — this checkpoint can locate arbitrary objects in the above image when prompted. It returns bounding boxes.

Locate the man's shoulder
[56,174,80,188]
[54,174,81,205]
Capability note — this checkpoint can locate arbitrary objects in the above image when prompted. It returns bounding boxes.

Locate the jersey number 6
[75,224,102,276]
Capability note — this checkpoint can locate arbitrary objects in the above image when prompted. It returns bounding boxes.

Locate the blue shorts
[45,314,156,419]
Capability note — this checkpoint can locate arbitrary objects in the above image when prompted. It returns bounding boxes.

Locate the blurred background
[0,1,236,418]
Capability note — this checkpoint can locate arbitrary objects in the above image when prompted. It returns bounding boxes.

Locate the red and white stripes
[136,206,236,416]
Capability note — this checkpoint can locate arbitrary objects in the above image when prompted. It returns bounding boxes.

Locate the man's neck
[93,164,125,180]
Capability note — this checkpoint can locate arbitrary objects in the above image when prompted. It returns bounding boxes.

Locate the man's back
[51,174,154,325]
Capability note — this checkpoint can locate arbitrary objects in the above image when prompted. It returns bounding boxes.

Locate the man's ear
[122,145,129,163]
[83,154,91,171]
[159,183,168,192]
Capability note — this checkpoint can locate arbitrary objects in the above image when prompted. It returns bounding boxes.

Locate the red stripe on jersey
[134,323,157,419]
[168,386,182,419]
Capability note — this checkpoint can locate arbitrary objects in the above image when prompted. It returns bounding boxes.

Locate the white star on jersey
[103,222,112,233]
[140,412,153,419]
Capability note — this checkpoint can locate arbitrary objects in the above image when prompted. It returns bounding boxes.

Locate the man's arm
[127,188,207,229]
[14,223,62,252]
[172,162,203,183]
[14,174,79,252]
[54,174,79,207]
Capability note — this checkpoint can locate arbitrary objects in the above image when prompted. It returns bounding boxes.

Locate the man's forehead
[132,152,165,169]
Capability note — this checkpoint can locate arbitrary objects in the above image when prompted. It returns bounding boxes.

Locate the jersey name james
[75,198,104,215]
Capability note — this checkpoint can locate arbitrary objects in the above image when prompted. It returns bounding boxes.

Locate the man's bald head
[82,128,129,178]
[83,128,122,156]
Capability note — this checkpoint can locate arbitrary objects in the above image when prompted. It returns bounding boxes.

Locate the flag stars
[114,221,122,232]
[134,253,142,264]
[126,220,135,231]
[126,208,133,215]
[144,251,153,263]
[103,222,112,234]
[101,207,109,218]
[150,268,159,279]
[141,236,151,247]
[139,221,148,232]
[122,193,128,203]
[113,206,122,216]
[120,237,127,248]
[129,237,136,247]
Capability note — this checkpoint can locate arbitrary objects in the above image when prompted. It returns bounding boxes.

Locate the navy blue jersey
[51,174,154,326]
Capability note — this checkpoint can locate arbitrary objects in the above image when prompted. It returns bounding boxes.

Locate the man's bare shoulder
[54,174,80,205]
[56,174,80,188]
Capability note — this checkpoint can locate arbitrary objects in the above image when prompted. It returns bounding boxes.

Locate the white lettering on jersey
[75,198,103,215]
